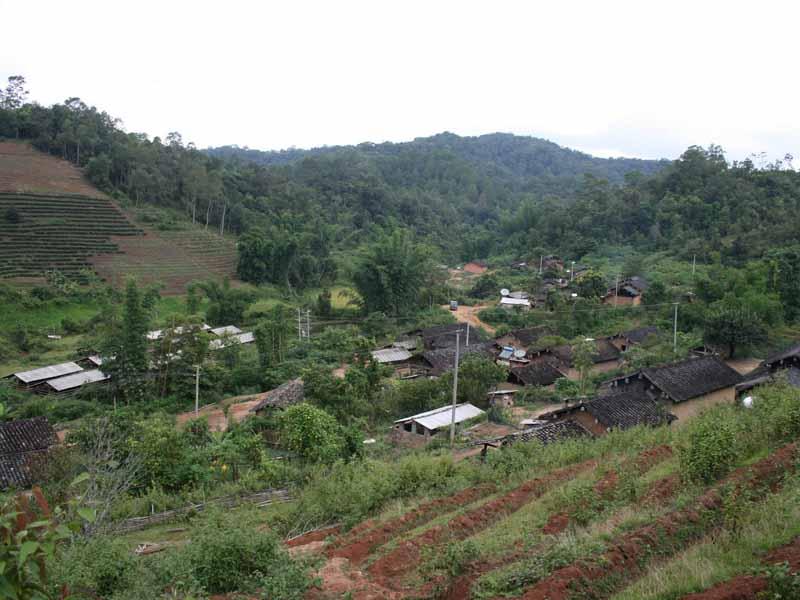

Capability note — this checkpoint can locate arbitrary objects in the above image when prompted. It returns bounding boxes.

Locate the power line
[306,300,686,324]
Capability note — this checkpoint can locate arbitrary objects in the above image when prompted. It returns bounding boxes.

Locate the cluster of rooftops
[2,324,255,395]
[4,318,800,489]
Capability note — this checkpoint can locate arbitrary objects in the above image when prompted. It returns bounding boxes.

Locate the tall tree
[352,229,433,316]
[704,306,767,358]
[102,278,150,403]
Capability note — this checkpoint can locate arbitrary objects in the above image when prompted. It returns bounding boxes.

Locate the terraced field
[0,141,239,292]
[91,228,238,294]
[0,192,142,280]
[290,434,800,600]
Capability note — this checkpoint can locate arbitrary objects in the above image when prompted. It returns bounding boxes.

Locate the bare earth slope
[0,141,238,293]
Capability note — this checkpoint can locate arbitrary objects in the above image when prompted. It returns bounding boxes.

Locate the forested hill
[207,132,666,187]
[3,76,800,289]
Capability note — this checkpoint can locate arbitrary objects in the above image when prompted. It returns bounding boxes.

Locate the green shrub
[52,536,138,598]
[679,416,738,484]
[174,508,305,594]
[758,562,800,599]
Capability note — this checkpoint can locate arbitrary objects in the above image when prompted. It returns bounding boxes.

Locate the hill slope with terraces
[0,141,238,292]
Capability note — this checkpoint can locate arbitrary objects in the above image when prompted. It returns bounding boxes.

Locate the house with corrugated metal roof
[7,362,84,388]
[393,403,484,440]
[44,369,110,394]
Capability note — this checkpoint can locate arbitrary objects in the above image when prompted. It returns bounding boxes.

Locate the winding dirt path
[443,304,496,335]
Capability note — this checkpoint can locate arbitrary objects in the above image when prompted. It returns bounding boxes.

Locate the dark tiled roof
[250,379,305,412]
[615,326,658,345]
[509,326,550,346]
[0,417,57,489]
[509,421,591,445]
[763,342,800,368]
[422,342,495,374]
[627,276,649,291]
[548,339,620,367]
[418,323,486,349]
[509,361,565,386]
[0,417,56,455]
[586,393,676,430]
[641,355,742,403]
[737,364,800,392]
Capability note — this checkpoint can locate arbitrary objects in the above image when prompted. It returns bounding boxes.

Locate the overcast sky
[2,0,798,162]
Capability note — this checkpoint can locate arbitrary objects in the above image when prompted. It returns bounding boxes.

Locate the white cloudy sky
[1,0,798,162]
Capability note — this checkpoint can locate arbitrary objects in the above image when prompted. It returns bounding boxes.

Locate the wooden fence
[111,487,293,533]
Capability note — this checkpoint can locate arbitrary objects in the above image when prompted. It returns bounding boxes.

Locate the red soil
[643,473,681,505]
[500,442,798,600]
[329,484,496,565]
[286,526,341,548]
[0,141,106,197]
[635,444,674,470]
[368,459,597,591]
[594,469,619,497]
[681,536,800,600]
[542,512,571,535]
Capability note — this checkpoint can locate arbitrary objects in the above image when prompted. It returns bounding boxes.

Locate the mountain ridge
[206,131,668,186]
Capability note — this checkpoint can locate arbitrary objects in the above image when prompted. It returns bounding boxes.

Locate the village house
[499,296,531,310]
[421,342,495,376]
[487,389,516,408]
[412,322,484,350]
[736,341,800,394]
[541,255,564,272]
[607,326,659,352]
[249,378,305,415]
[6,362,84,389]
[602,276,648,306]
[494,326,551,353]
[42,369,110,395]
[0,416,57,490]
[475,420,590,455]
[539,391,676,436]
[508,360,566,388]
[393,403,484,442]
[604,355,742,421]
[530,339,621,380]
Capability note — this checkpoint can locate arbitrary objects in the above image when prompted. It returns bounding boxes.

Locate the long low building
[9,362,84,387]
[393,403,485,439]
[209,331,255,350]
[44,369,110,394]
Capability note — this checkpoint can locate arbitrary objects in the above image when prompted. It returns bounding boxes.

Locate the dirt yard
[175,395,262,432]
[443,304,497,335]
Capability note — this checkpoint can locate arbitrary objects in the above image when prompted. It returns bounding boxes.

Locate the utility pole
[449,331,461,446]
[305,309,311,340]
[539,255,543,275]
[465,322,470,346]
[614,272,620,308]
[297,308,302,341]
[673,303,679,353]
[194,365,201,416]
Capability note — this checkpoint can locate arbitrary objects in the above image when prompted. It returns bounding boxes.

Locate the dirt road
[443,304,496,335]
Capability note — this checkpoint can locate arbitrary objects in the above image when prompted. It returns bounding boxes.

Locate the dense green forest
[3,75,800,277]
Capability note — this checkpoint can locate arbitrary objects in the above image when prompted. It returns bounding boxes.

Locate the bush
[61,317,86,334]
[172,508,306,594]
[679,415,738,484]
[52,536,138,598]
